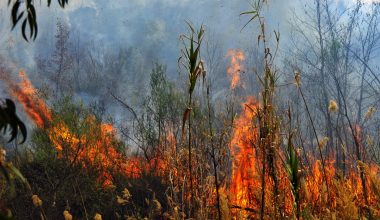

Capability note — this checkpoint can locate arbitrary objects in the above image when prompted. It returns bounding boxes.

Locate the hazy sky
[0,0,378,73]
[2,0,292,68]
[1,0,379,130]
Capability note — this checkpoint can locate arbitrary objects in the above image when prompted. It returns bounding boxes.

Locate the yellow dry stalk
[366,135,373,146]
[318,137,329,150]
[0,147,6,163]
[333,180,358,219]
[116,195,128,205]
[294,70,301,86]
[151,199,162,214]
[122,188,131,200]
[357,160,369,175]
[341,143,347,156]
[365,107,376,121]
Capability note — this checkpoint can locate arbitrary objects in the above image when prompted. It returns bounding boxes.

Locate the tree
[286,1,380,217]
[37,20,74,96]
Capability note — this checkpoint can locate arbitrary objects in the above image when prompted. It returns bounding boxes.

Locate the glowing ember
[226,49,245,89]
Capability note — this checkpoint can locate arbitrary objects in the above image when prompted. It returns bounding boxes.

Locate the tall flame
[229,96,259,209]
[226,49,245,89]
[2,68,378,216]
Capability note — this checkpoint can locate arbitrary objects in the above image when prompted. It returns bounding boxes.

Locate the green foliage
[136,63,184,160]
[285,132,301,219]
[150,64,175,121]
[0,99,28,220]
[240,0,267,31]
[0,99,26,144]
[149,63,184,123]
[0,98,28,185]
[8,0,69,41]
[179,23,206,145]
[179,23,206,95]
[5,97,125,219]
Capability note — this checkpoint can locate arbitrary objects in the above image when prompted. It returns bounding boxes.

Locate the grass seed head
[318,137,329,150]
[365,107,376,121]
[328,100,338,113]
[294,70,301,86]
[31,195,42,207]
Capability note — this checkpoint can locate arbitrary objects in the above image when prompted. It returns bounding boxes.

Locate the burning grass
[2,70,171,187]
[1,54,379,220]
[1,22,380,220]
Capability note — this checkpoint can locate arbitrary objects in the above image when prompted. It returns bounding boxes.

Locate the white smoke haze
[1,0,379,121]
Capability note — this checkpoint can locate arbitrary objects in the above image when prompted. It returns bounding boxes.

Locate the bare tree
[38,20,73,97]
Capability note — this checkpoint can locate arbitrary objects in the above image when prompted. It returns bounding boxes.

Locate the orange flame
[4,70,379,217]
[2,70,51,127]
[229,96,259,209]
[2,70,154,186]
[47,114,159,186]
[226,49,245,89]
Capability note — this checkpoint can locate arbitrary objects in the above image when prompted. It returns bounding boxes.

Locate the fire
[303,160,335,211]
[302,159,380,216]
[47,113,164,186]
[229,96,259,210]
[1,70,51,127]
[226,49,245,89]
[224,49,379,217]
[3,70,162,186]
[2,68,379,217]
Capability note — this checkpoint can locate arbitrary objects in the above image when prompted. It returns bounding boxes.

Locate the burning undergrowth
[2,69,170,188]
[226,95,380,218]
[0,45,379,219]
[224,48,380,219]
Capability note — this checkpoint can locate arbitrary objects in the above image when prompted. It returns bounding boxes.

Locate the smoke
[1,0,306,78]
[2,0,371,67]
[1,0,379,125]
